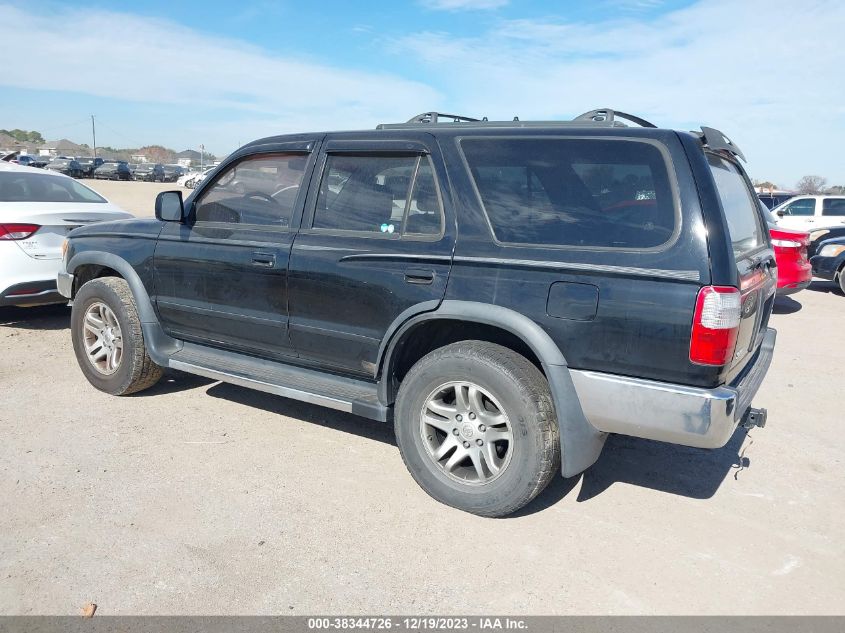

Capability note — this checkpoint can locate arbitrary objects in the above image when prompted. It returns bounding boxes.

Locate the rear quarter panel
[438,128,720,387]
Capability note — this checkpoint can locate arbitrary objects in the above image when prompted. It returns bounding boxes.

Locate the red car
[770,226,811,295]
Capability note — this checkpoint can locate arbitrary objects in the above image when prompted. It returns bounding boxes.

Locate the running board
[168,343,389,421]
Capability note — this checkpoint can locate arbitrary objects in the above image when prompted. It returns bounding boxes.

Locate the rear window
[822,198,845,216]
[0,172,106,203]
[460,138,676,248]
[707,154,764,257]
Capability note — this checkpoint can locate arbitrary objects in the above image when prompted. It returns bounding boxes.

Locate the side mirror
[776,210,786,217]
[155,191,185,223]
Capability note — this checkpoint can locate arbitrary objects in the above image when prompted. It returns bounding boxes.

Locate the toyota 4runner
[58,109,777,516]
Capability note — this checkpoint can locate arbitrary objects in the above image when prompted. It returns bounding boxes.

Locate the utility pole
[91,115,97,158]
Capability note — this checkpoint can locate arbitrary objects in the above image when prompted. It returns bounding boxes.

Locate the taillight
[690,286,741,366]
[0,223,41,240]
[771,238,802,248]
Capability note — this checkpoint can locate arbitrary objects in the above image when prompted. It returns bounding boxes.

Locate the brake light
[771,238,802,248]
[0,223,41,240]
[690,286,741,366]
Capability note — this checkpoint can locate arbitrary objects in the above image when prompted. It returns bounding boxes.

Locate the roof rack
[572,108,657,128]
[377,107,663,130]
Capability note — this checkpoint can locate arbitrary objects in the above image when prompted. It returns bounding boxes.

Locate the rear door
[706,153,776,372]
[820,197,845,228]
[287,136,454,377]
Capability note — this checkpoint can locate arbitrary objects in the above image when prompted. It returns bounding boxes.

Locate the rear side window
[461,138,676,248]
[822,199,845,216]
[0,172,106,203]
[707,154,764,257]
[313,154,443,237]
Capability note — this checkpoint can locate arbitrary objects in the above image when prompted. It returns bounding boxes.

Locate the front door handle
[404,267,435,284]
[252,252,276,267]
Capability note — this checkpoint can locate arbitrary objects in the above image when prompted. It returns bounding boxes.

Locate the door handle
[252,252,276,267]
[404,267,435,284]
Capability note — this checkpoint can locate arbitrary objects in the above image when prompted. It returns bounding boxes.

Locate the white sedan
[0,162,133,307]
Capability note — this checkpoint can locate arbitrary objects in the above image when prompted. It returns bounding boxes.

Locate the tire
[394,341,560,517]
[838,265,845,295]
[71,277,164,395]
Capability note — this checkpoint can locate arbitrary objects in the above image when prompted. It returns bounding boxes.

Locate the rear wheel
[71,277,163,395]
[395,341,560,517]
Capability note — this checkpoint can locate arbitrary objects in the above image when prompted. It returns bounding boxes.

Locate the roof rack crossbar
[572,108,657,128]
[406,112,481,124]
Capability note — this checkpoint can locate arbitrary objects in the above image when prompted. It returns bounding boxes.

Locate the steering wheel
[244,191,277,204]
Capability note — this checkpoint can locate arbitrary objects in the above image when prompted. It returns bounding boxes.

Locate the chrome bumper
[570,328,776,449]
[57,271,74,299]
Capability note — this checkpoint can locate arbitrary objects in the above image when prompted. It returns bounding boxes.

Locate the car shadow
[131,368,217,396]
[509,427,750,517]
[807,280,842,295]
[772,295,802,314]
[0,304,70,330]
[205,381,396,447]
[204,380,753,515]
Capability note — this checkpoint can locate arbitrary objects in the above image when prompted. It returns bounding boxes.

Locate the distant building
[131,154,148,163]
[39,139,89,158]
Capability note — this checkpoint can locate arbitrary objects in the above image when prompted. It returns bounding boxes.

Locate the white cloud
[394,0,845,186]
[425,0,509,11]
[0,4,439,135]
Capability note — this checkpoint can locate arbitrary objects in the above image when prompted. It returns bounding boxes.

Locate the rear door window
[822,198,845,216]
[460,138,677,248]
[707,154,764,257]
[312,154,443,237]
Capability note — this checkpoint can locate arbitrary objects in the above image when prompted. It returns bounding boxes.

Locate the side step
[167,343,389,422]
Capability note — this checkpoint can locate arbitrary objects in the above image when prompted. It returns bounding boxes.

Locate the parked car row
[8,154,187,183]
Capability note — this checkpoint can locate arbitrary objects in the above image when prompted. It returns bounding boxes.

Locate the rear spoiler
[697,126,746,162]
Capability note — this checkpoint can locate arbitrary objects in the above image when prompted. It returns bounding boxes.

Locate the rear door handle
[252,252,276,267]
[404,267,435,284]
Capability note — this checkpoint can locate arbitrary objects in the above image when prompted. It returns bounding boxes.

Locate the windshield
[0,172,107,203]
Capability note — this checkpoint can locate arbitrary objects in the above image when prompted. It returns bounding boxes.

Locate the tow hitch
[741,407,767,429]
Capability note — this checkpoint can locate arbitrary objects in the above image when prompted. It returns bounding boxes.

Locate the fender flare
[378,300,606,477]
[67,251,181,364]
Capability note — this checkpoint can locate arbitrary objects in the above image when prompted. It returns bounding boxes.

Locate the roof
[0,160,72,179]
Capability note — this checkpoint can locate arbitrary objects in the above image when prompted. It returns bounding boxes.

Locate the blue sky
[0,0,843,187]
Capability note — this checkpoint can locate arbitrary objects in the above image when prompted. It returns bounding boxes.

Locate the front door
[775,197,817,231]
[152,142,318,360]
[287,137,455,377]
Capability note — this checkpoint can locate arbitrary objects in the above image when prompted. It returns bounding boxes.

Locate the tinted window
[313,154,443,237]
[822,198,845,216]
[461,138,675,248]
[707,154,764,257]
[780,198,815,216]
[194,153,308,226]
[0,172,106,203]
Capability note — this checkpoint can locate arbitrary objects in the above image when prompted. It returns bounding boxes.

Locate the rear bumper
[570,328,776,449]
[0,280,63,307]
[777,278,811,296]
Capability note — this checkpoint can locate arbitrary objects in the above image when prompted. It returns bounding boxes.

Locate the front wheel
[395,341,560,517]
[838,265,845,295]
[71,277,164,395]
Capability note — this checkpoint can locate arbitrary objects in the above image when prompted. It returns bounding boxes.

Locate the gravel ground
[0,182,843,615]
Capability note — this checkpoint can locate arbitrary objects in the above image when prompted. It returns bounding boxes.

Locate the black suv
[133,163,166,182]
[76,157,105,178]
[58,109,777,517]
[93,161,132,180]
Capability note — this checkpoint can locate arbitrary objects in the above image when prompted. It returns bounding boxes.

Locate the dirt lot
[0,182,843,615]
[88,180,186,217]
